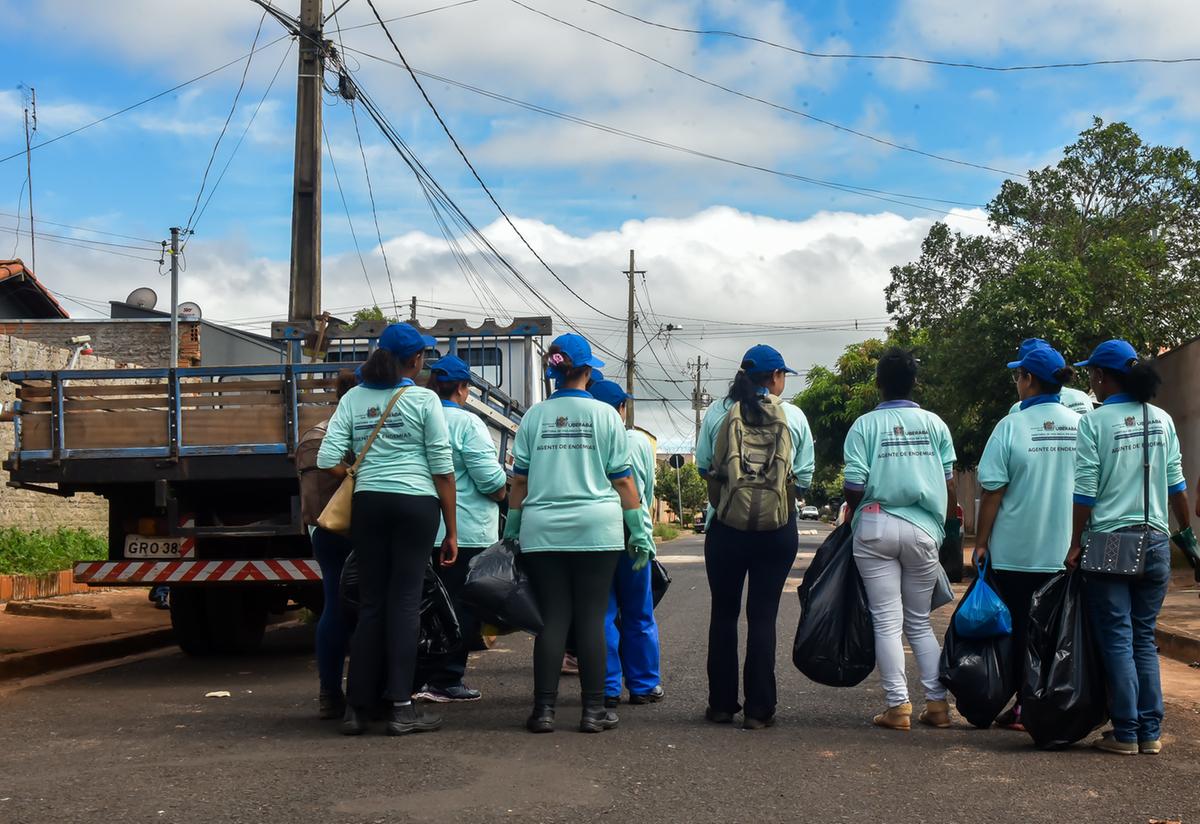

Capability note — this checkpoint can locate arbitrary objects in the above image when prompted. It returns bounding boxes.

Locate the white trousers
[853,510,946,706]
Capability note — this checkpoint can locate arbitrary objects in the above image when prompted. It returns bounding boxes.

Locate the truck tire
[170,588,215,656]
[205,588,269,654]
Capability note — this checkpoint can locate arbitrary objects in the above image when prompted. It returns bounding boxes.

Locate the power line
[0,210,159,245]
[322,121,378,307]
[337,0,484,31]
[0,225,163,262]
[0,34,292,166]
[348,100,401,316]
[582,0,1200,73]
[363,0,625,321]
[508,0,1023,178]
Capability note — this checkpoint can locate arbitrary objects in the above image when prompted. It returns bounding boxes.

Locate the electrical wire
[336,0,484,31]
[0,34,292,166]
[0,210,159,245]
[322,121,378,307]
[347,99,402,315]
[582,0,1200,72]
[508,0,1023,178]
[0,225,163,262]
[8,179,26,258]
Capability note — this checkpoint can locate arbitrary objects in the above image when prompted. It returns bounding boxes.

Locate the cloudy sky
[2,0,1199,448]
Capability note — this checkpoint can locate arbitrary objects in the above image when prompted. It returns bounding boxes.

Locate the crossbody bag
[1080,403,1150,578]
[316,387,409,535]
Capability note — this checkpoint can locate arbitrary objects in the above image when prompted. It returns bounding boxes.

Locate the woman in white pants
[842,349,958,730]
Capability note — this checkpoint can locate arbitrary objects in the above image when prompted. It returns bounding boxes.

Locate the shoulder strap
[1142,403,1150,527]
[351,387,410,475]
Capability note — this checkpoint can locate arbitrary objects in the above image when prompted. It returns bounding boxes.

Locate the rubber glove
[623,508,655,571]
[502,509,522,543]
[1171,526,1200,581]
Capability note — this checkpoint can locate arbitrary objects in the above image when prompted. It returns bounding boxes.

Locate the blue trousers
[311,526,353,695]
[1085,531,1171,744]
[605,552,662,697]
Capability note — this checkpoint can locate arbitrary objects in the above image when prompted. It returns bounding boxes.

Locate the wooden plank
[19,382,168,399]
[20,410,171,450]
[182,408,284,446]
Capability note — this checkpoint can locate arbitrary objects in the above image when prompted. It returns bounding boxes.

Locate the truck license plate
[123,535,184,559]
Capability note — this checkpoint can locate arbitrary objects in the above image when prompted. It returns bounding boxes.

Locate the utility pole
[624,250,645,429]
[688,356,710,448]
[21,86,36,274]
[169,227,181,368]
[288,0,323,322]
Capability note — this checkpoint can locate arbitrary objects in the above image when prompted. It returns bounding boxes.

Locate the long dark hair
[544,344,590,385]
[1026,365,1076,396]
[429,377,469,400]
[726,367,775,423]
[360,347,403,387]
[1103,358,1162,403]
[335,369,358,400]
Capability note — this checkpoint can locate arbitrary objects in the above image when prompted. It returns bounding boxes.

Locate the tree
[655,462,708,522]
[885,119,1200,464]
[352,305,399,325]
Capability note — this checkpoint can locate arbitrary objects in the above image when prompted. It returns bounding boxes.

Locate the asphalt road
[3,526,1199,824]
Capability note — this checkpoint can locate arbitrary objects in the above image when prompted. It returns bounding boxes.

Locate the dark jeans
[311,527,354,694]
[524,551,622,705]
[1085,531,1172,743]
[704,515,798,719]
[991,568,1056,710]
[346,491,440,706]
[414,545,487,690]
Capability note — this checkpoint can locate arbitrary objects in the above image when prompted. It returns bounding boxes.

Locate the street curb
[5,600,112,620]
[1155,622,1200,667]
[0,627,174,681]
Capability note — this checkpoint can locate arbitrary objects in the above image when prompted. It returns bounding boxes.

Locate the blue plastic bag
[953,558,1012,639]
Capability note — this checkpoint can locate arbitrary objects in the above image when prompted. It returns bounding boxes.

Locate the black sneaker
[628,685,665,705]
[319,690,346,720]
[705,706,735,724]
[604,695,620,710]
[527,703,555,734]
[742,714,776,731]
[415,683,482,703]
[387,702,443,736]
[340,704,369,736]
[580,705,619,733]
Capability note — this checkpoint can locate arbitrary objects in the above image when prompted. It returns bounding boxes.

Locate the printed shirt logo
[556,416,569,427]
[1125,416,1137,426]
[893,425,905,436]
[368,406,381,418]
[1044,421,1056,431]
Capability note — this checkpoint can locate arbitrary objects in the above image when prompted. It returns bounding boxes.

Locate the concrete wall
[0,319,201,368]
[1154,341,1200,530]
[0,335,121,532]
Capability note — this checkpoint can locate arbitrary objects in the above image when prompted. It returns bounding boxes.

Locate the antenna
[125,287,158,310]
[19,84,36,274]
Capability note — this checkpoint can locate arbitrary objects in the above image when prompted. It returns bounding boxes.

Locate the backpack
[712,395,795,532]
[296,421,341,527]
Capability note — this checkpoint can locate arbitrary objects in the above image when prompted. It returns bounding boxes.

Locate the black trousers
[704,515,798,719]
[347,491,440,706]
[991,568,1056,705]
[414,545,487,689]
[524,551,622,705]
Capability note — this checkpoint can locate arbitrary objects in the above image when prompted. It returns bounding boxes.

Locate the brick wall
[0,335,124,532]
[0,319,200,368]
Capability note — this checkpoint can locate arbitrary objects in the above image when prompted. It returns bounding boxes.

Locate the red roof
[0,260,69,318]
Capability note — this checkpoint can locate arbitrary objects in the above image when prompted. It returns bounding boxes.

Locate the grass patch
[0,527,106,576]
[653,523,679,543]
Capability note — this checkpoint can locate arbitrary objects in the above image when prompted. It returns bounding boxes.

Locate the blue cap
[1007,345,1066,384]
[741,344,798,376]
[1016,338,1051,359]
[1074,339,1138,373]
[549,333,605,372]
[378,323,437,358]
[430,354,471,383]
[590,379,632,408]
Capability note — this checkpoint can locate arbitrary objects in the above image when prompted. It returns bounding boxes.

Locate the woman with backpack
[842,348,957,731]
[505,334,655,734]
[1067,340,1196,755]
[317,323,457,737]
[695,344,815,730]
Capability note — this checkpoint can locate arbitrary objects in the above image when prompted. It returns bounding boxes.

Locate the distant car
[800,505,820,521]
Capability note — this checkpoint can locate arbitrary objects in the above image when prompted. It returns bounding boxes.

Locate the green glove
[503,509,522,543]
[945,517,962,543]
[623,508,655,572]
[1171,526,1200,581]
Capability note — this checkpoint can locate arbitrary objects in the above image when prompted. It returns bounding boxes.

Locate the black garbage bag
[1020,572,1108,749]
[650,558,671,608]
[461,539,544,634]
[939,569,1016,729]
[339,553,463,658]
[792,523,875,687]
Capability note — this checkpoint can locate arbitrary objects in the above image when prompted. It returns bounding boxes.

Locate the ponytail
[544,344,589,385]
[1112,358,1161,403]
[360,347,403,387]
[1029,364,1076,396]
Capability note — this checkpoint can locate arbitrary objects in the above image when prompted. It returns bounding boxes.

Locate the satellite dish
[126,287,158,309]
[177,301,203,320]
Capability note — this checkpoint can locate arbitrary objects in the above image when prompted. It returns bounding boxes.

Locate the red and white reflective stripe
[73,559,322,584]
[179,515,196,559]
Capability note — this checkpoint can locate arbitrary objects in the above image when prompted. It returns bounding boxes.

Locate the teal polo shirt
[317,380,453,497]
[1009,386,1093,416]
[1073,393,1186,535]
[434,401,507,549]
[512,389,632,552]
[978,395,1080,571]
[695,396,815,490]
[843,400,957,545]
[628,428,656,537]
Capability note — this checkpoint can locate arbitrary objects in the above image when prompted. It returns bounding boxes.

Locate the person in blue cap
[1067,339,1196,755]
[974,344,1081,731]
[506,334,654,734]
[413,354,508,705]
[1006,338,1093,416]
[590,379,663,709]
[695,343,815,729]
[317,322,457,737]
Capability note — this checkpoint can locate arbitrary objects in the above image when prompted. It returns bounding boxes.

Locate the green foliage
[352,305,399,325]
[653,523,679,542]
[0,527,106,576]
[655,462,708,518]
